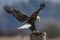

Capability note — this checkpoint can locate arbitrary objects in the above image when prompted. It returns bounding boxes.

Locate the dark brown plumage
[4,3,45,32]
[4,5,29,22]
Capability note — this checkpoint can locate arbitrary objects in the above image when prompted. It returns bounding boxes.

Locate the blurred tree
[42,23,60,38]
[0,29,5,36]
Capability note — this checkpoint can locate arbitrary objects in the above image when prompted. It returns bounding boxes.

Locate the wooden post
[30,32,47,40]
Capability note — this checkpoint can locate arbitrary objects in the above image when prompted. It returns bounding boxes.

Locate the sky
[0,0,60,32]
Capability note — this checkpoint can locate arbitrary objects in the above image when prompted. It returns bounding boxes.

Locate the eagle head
[37,16,40,22]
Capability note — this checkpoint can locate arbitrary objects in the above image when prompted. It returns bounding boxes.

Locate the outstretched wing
[4,5,29,22]
[28,3,45,23]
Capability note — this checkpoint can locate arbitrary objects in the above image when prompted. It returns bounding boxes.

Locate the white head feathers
[37,16,40,22]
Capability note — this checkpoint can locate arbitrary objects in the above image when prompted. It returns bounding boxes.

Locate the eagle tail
[18,24,31,30]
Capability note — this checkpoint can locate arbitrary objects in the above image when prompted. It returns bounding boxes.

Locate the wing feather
[4,5,29,22]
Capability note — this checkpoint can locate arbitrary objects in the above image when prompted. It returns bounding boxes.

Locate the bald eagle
[4,3,45,32]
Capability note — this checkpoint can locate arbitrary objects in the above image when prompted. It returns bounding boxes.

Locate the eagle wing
[4,5,29,22]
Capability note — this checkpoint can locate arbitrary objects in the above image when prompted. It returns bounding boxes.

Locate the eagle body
[4,3,45,32]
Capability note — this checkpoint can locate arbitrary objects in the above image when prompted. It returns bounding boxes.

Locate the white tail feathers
[18,24,31,30]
